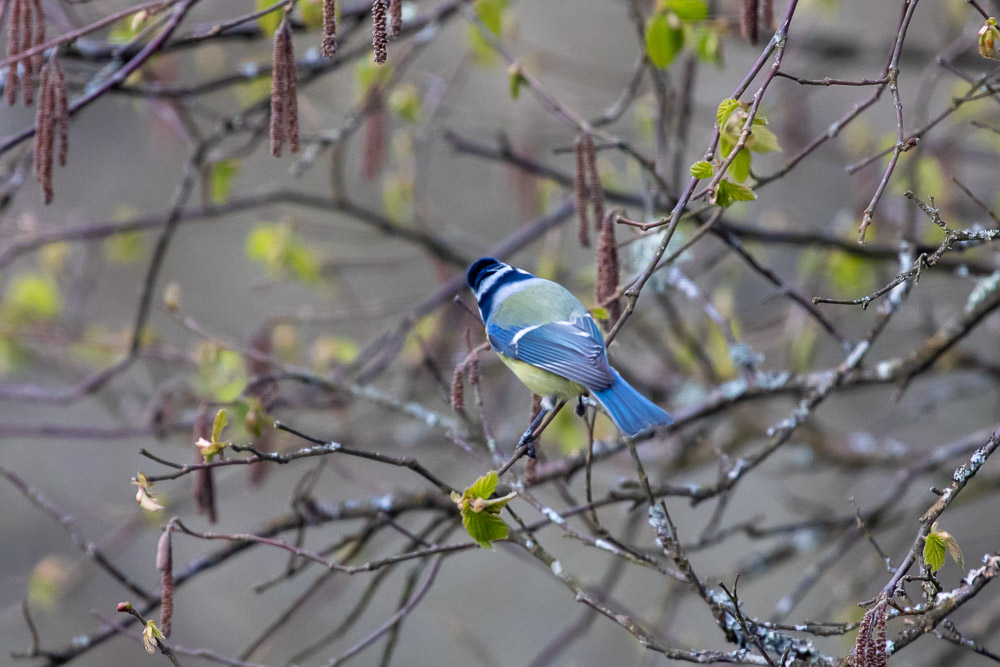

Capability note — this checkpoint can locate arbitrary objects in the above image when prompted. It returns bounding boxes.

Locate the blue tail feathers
[592,368,673,438]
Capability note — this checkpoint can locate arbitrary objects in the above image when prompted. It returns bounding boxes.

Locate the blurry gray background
[2,0,1000,665]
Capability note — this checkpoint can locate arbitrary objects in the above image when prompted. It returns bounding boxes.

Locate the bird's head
[466,257,508,297]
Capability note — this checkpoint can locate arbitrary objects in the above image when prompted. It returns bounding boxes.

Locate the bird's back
[490,278,590,329]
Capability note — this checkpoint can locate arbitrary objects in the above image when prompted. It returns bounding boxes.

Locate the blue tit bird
[466,257,672,447]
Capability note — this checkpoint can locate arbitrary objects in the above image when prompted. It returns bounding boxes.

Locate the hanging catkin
[372,0,388,63]
[270,16,300,157]
[389,0,402,37]
[574,136,590,247]
[596,212,622,325]
[322,0,337,57]
[33,57,67,204]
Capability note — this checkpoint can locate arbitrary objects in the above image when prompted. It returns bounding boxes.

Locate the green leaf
[728,148,750,182]
[210,159,241,205]
[232,397,267,438]
[719,136,734,160]
[285,245,321,283]
[943,532,965,569]
[665,0,708,21]
[715,180,756,208]
[645,13,684,69]
[979,17,1000,60]
[475,0,506,35]
[826,251,877,296]
[382,173,413,224]
[690,160,714,179]
[388,84,422,122]
[468,0,507,65]
[926,523,963,571]
[103,231,146,265]
[299,0,324,28]
[211,409,228,444]
[194,343,247,402]
[4,274,62,322]
[467,470,499,500]
[246,224,283,264]
[716,98,740,131]
[246,223,321,284]
[481,490,516,511]
[749,125,781,154]
[463,508,509,549]
[892,156,946,202]
[355,60,392,100]
[234,77,271,106]
[725,181,756,201]
[453,471,516,548]
[924,531,946,572]
[590,306,610,320]
[108,12,146,45]
[692,26,722,66]
[312,336,360,371]
[508,64,526,100]
[0,337,27,373]
[27,556,67,610]
[256,0,281,37]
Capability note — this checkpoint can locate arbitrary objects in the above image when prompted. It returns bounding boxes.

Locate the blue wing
[487,316,614,390]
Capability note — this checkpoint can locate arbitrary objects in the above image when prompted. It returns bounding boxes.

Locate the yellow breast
[496,353,587,400]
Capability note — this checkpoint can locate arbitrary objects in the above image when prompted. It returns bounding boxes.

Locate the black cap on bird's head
[466,257,506,292]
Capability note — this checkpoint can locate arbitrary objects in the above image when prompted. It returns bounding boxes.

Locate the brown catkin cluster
[467,348,481,388]
[389,0,402,37]
[761,0,774,31]
[321,0,337,58]
[852,601,888,667]
[5,0,45,106]
[372,0,388,64]
[596,211,622,325]
[463,328,481,388]
[33,56,68,205]
[451,329,484,413]
[193,405,217,523]
[362,94,386,180]
[741,0,760,45]
[573,137,590,247]
[449,363,465,412]
[270,15,300,157]
[582,132,604,232]
[155,530,173,638]
[573,131,605,248]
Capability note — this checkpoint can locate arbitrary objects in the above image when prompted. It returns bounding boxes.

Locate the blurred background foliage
[1,0,1000,665]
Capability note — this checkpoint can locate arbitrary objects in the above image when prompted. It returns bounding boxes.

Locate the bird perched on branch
[467,257,672,453]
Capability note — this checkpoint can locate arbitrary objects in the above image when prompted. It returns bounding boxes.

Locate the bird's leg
[575,395,587,417]
[518,397,552,459]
